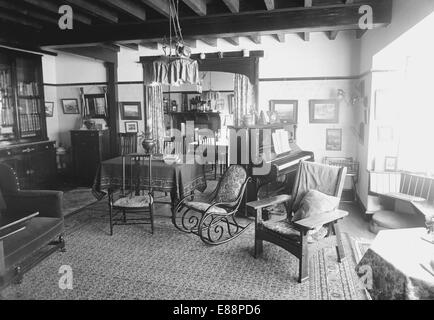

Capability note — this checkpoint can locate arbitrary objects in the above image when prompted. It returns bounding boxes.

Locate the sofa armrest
[4,190,63,219]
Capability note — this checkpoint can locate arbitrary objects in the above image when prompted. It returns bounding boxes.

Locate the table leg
[0,240,5,277]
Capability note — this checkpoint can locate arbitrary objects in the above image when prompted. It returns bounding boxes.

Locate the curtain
[145,84,165,154]
[234,74,255,126]
[143,57,200,86]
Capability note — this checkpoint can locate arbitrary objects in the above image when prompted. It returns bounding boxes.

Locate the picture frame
[269,100,298,124]
[84,94,107,118]
[45,101,54,117]
[61,99,80,114]
[124,121,139,133]
[326,128,342,151]
[120,102,142,120]
[385,156,398,172]
[309,100,339,123]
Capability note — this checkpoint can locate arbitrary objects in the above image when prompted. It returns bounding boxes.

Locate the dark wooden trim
[0,44,57,56]
[105,62,119,157]
[38,0,392,46]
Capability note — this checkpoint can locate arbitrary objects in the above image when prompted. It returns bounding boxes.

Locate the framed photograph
[269,100,298,124]
[120,102,142,120]
[385,156,398,172]
[309,100,339,123]
[61,99,80,114]
[326,128,342,151]
[45,101,54,117]
[124,121,138,133]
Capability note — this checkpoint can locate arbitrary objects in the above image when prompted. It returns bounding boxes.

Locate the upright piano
[229,124,314,206]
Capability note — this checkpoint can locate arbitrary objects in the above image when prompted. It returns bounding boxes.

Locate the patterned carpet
[62,188,98,216]
[1,201,366,300]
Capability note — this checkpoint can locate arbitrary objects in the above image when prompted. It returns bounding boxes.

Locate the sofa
[0,163,64,289]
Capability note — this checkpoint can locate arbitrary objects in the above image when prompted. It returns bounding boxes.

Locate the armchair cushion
[259,219,300,242]
[292,190,340,222]
[4,190,63,219]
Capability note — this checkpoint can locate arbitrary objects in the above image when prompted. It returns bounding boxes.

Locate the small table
[356,228,434,300]
[0,212,39,276]
[92,156,207,206]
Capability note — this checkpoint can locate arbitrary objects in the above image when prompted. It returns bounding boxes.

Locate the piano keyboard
[276,155,313,171]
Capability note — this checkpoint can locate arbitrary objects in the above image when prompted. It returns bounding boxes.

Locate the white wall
[356,0,434,210]
[41,52,107,148]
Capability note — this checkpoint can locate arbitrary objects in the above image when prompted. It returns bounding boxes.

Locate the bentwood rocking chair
[247,161,348,283]
[172,165,251,245]
[108,154,154,235]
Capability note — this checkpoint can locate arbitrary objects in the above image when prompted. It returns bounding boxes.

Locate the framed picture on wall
[309,99,339,123]
[84,94,107,118]
[269,100,298,124]
[61,99,79,114]
[120,102,142,120]
[45,102,54,117]
[326,128,342,151]
[125,121,138,133]
[385,156,398,172]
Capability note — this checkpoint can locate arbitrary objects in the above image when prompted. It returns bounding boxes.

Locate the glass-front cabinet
[0,47,55,190]
[0,47,46,145]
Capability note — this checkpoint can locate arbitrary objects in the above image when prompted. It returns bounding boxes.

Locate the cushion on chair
[372,210,426,230]
[215,165,247,203]
[184,201,227,214]
[259,219,300,242]
[292,190,340,222]
[113,195,151,208]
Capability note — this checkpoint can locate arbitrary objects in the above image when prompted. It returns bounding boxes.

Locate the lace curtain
[234,74,255,126]
[145,84,165,154]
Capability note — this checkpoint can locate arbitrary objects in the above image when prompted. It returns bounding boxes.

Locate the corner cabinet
[0,47,56,190]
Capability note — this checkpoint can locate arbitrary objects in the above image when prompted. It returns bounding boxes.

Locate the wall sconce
[200,52,206,59]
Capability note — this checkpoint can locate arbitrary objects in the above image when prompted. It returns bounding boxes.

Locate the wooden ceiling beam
[0,1,59,25]
[224,37,239,46]
[328,30,339,40]
[249,35,261,44]
[301,0,312,41]
[140,0,170,17]
[356,29,368,39]
[39,0,393,46]
[182,0,207,16]
[140,42,159,50]
[104,0,147,21]
[0,11,42,29]
[22,0,92,25]
[200,38,218,47]
[264,0,274,10]
[117,43,139,50]
[222,0,239,13]
[64,0,118,23]
[273,34,285,42]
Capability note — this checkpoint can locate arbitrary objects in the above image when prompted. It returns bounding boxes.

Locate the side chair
[108,154,154,235]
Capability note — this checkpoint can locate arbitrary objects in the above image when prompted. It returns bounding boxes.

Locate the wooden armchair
[247,161,348,283]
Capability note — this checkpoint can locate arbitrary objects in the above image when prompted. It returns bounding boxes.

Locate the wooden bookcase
[0,47,55,189]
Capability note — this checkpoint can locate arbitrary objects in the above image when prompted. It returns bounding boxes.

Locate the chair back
[289,161,347,215]
[119,133,138,156]
[120,154,152,197]
[163,137,185,156]
[214,165,248,204]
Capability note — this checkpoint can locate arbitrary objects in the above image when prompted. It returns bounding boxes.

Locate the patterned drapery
[234,74,255,126]
[143,57,200,86]
[145,84,165,154]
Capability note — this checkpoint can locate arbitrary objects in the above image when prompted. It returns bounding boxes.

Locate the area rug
[1,202,366,300]
[62,188,98,216]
